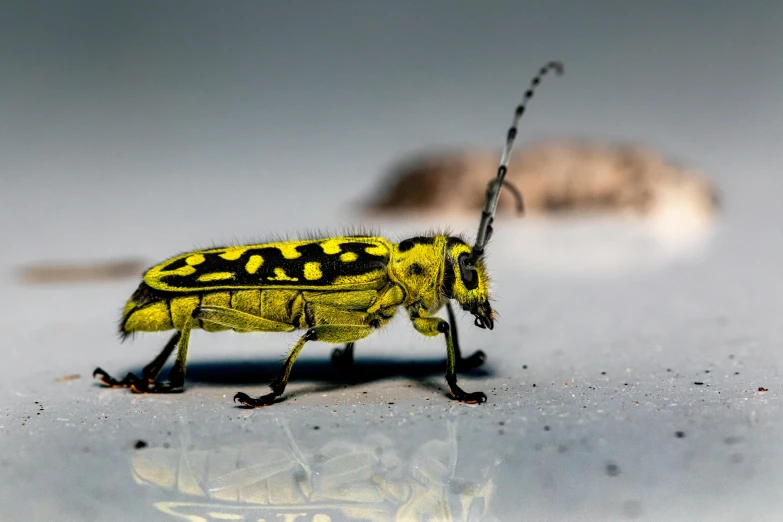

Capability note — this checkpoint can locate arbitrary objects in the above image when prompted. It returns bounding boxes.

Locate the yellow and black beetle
[94,61,563,406]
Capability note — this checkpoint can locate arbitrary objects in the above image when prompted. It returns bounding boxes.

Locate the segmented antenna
[471,60,563,263]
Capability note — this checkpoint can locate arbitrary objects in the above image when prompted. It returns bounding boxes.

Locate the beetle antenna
[471,60,563,262]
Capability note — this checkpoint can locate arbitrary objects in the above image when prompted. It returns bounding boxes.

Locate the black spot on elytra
[157,240,390,290]
[162,257,190,271]
[397,236,435,252]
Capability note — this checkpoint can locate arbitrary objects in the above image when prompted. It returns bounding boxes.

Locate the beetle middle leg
[235,322,378,408]
[330,342,355,369]
[329,303,398,370]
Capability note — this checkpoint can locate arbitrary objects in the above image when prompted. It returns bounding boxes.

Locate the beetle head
[442,238,494,329]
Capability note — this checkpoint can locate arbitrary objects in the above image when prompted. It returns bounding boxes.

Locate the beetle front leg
[445,302,486,371]
[409,310,487,404]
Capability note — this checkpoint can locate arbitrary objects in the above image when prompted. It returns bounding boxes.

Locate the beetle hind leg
[94,331,181,391]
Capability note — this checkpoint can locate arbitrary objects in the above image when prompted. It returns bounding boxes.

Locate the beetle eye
[457,253,479,290]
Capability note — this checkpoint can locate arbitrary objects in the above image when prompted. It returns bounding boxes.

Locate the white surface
[0,178,780,521]
[2,2,782,519]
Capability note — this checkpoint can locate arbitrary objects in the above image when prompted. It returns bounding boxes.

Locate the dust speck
[55,374,81,383]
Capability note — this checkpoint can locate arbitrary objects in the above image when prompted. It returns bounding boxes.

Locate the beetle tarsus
[446,375,487,404]
[94,367,183,394]
[450,387,488,404]
[93,367,137,388]
[234,391,278,408]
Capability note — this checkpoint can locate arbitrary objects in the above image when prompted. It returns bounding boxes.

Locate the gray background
[1,2,782,521]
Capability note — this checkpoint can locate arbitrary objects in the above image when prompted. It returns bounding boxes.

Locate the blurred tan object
[366,140,720,227]
[16,258,147,285]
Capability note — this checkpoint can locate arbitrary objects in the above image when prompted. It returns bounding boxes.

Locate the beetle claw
[234,391,278,408]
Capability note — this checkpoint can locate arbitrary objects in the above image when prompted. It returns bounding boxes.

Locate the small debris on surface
[313,426,320,430]
[16,258,147,285]
[544,425,551,431]
[55,374,81,383]
[675,431,685,438]
[606,463,621,477]
[758,387,768,393]
[694,382,704,386]
[134,440,148,450]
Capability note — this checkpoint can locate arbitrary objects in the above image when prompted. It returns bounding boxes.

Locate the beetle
[94,61,564,406]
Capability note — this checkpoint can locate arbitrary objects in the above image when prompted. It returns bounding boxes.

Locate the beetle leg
[445,302,486,371]
[97,306,297,395]
[409,309,487,404]
[234,328,317,407]
[148,305,294,396]
[330,342,355,369]
[94,332,180,389]
[130,310,197,393]
[235,322,378,408]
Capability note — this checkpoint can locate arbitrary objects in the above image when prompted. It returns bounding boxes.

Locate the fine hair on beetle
[93,61,564,407]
